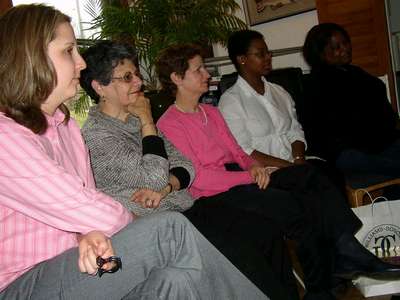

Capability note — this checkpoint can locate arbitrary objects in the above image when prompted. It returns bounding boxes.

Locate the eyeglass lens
[122,72,133,83]
[248,50,272,58]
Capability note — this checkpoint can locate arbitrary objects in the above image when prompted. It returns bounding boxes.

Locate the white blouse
[219,75,306,162]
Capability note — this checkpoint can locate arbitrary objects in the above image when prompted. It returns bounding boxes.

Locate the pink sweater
[0,110,132,292]
[157,104,254,199]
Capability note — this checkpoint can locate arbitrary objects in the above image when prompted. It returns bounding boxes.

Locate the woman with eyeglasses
[80,41,195,216]
[0,5,269,299]
[156,43,400,300]
[80,40,296,300]
[219,28,346,199]
[219,29,310,170]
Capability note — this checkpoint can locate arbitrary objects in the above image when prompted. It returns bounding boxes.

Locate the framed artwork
[243,0,316,26]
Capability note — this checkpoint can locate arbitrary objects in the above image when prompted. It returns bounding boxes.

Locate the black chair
[146,89,174,123]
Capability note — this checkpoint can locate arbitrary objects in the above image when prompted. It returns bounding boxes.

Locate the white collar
[237,75,270,98]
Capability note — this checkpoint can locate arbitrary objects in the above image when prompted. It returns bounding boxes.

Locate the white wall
[387,0,400,72]
[213,0,318,74]
[12,0,100,39]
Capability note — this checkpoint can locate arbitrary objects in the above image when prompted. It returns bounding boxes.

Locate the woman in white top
[219,30,306,168]
[219,29,346,192]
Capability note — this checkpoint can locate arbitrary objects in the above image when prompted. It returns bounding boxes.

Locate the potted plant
[71,0,246,121]
[85,0,246,89]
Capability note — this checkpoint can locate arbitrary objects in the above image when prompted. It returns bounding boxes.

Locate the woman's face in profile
[45,22,86,110]
[322,31,352,66]
[241,38,272,77]
[177,55,210,97]
[102,59,143,107]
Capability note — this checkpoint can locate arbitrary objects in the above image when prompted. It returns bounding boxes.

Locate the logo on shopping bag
[362,224,400,254]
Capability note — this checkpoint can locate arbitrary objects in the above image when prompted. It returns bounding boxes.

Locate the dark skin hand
[250,140,306,168]
[291,140,306,165]
[250,150,292,168]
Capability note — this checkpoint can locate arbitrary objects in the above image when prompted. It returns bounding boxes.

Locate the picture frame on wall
[243,0,316,26]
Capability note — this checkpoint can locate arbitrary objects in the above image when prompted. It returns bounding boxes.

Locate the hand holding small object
[96,256,122,277]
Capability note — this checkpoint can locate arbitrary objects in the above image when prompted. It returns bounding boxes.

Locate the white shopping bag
[351,192,400,297]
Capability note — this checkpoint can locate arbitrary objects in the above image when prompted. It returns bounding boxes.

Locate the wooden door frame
[0,0,12,14]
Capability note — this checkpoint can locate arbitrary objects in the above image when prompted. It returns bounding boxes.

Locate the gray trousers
[1,212,268,300]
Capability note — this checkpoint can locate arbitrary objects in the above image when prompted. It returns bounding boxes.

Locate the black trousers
[307,158,347,197]
[187,165,362,299]
[183,189,299,300]
[225,164,362,291]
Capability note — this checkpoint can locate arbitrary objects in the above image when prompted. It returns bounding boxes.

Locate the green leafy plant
[85,0,247,90]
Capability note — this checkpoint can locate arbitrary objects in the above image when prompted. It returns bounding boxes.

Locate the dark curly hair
[80,40,138,103]
[155,44,202,96]
[303,23,350,69]
[227,30,264,70]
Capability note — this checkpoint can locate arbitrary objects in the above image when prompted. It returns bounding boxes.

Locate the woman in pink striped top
[0,4,269,300]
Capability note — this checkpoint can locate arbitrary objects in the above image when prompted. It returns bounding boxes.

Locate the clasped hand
[77,231,116,276]
[249,165,272,189]
[131,184,171,209]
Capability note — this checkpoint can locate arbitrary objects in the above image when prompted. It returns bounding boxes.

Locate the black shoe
[334,255,400,279]
[334,233,400,280]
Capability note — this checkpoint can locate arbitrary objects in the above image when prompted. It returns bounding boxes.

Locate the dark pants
[307,158,347,197]
[225,164,362,292]
[189,165,361,299]
[183,190,299,300]
[336,139,400,177]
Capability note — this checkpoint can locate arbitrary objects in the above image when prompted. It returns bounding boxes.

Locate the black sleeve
[142,135,168,159]
[170,167,191,189]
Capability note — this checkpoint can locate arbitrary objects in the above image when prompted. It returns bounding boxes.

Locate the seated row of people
[2,4,399,299]
[0,4,268,300]
[79,40,297,300]
[78,31,400,300]
[219,28,344,191]
[220,25,400,180]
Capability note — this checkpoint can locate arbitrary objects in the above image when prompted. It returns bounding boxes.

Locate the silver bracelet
[293,156,305,161]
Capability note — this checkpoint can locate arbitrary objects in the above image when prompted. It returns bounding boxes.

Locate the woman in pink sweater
[156,43,400,300]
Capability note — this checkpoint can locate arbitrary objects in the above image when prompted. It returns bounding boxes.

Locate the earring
[100,95,106,102]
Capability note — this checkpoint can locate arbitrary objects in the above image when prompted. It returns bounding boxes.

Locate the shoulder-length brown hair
[0,4,71,134]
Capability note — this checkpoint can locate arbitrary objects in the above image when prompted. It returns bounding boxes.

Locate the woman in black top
[303,23,400,176]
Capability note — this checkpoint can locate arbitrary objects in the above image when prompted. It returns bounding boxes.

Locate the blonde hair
[0,4,71,134]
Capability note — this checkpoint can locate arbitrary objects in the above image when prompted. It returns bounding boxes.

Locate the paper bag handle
[356,188,391,218]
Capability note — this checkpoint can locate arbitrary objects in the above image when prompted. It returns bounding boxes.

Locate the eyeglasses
[247,50,272,59]
[96,255,122,277]
[111,71,141,84]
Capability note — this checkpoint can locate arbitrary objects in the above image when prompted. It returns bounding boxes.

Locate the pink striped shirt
[0,110,132,292]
